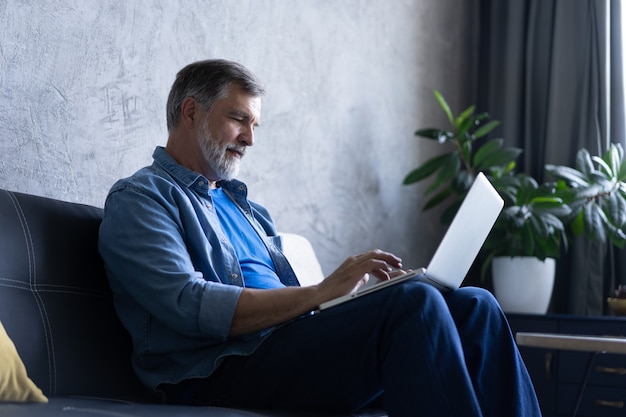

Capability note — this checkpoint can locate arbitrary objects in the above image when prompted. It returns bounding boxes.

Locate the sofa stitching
[0,282,39,291]
[6,191,34,287]
[0,277,31,288]
[8,191,57,395]
[0,283,110,297]
[0,278,110,297]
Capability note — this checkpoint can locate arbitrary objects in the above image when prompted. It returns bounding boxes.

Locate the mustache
[226,145,247,157]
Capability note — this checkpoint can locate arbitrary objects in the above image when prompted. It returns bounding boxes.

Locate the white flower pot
[492,256,556,314]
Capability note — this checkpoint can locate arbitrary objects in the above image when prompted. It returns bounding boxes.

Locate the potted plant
[545,144,626,249]
[480,174,571,313]
[546,144,626,313]
[403,91,522,224]
[404,91,572,313]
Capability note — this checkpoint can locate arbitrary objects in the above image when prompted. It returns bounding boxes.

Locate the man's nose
[239,125,255,147]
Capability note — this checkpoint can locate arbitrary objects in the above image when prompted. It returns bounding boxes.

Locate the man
[98,59,541,416]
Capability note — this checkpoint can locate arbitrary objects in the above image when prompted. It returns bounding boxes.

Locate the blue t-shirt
[211,188,285,289]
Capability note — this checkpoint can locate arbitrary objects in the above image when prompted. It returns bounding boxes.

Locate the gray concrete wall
[0,0,475,275]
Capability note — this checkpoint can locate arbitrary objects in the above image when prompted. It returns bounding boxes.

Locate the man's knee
[453,286,502,313]
[380,280,450,319]
[389,282,500,315]
[445,286,509,336]
[388,279,442,301]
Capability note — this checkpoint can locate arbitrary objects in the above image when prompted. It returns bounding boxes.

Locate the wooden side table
[516,332,626,417]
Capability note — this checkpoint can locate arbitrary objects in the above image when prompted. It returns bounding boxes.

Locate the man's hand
[316,249,404,301]
[230,249,403,337]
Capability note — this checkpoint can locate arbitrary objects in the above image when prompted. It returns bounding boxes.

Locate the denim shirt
[98,146,300,390]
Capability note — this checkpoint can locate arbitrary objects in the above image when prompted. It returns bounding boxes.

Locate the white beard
[198,123,244,181]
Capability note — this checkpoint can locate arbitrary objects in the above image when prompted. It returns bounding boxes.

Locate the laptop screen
[425,173,503,288]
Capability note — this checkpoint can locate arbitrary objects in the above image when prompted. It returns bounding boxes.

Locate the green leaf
[536,233,561,259]
[529,197,563,209]
[426,151,461,194]
[473,120,501,139]
[614,144,626,181]
[540,203,572,218]
[570,211,585,236]
[529,213,549,240]
[530,213,561,257]
[456,115,475,139]
[474,112,490,123]
[403,153,452,185]
[475,148,523,171]
[607,219,626,248]
[583,204,606,242]
[434,90,454,125]
[545,165,589,187]
[602,192,626,229]
[612,142,625,161]
[592,155,613,178]
[473,139,503,168]
[440,152,461,177]
[415,128,452,142]
[608,145,621,177]
[424,153,460,195]
[610,230,626,249]
[539,213,566,233]
[499,160,517,176]
[455,105,475,128]
[574,183,606,200]
[452,170,475,193]
[618,157,626,181]
[576,148,594,176]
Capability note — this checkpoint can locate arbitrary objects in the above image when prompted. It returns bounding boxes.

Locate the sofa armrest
[278,233,325,287]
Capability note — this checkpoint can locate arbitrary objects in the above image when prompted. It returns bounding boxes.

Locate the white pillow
[278,233,325,287]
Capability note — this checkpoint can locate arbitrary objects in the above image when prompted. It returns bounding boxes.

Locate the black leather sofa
[0,189,386,417]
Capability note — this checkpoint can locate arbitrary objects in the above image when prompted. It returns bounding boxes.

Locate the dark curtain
[473,0,626,315]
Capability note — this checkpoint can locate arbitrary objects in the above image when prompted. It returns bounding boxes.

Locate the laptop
[317,172,504,311]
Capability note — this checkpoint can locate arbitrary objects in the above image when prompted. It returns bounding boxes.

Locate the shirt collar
[152,146,248,197]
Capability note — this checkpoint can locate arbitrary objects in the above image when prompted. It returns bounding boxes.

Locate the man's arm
[230,249,403,336]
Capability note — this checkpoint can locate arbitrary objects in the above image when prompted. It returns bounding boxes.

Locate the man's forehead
[225,88,262,121]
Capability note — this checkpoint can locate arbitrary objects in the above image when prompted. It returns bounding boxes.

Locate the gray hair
[166,59,266,132]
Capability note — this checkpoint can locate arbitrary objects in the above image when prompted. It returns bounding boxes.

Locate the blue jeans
[183,281,541,416]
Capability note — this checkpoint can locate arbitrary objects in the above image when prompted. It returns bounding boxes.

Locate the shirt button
[198,180,205,187]
[238,185,245,191]
[206,204,212,210]
[231,273,239,279]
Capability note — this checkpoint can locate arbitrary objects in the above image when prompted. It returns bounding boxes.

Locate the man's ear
[180,97,200,129]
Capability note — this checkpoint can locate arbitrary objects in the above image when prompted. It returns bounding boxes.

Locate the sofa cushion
[0,320,47,403]
[0,397,388,417]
